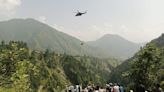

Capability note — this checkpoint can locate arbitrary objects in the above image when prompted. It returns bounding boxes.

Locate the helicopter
[74,10,87,16]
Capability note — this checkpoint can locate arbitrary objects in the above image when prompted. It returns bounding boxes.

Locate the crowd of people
[65,85,82,92]
[65,83,125,92]
[65,83,163,92]
[82,83,125,92]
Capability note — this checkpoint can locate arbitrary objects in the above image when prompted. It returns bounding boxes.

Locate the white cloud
[116,24,163,43]
[51,22,163,43]
[52,24,114,41]
[0,0,21,16]
[38,16,47,23]
[53,24,65,31]
[86,24,163,43]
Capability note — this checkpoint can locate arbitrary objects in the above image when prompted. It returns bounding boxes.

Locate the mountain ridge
[0,18,110,58]
[87,34,140,59]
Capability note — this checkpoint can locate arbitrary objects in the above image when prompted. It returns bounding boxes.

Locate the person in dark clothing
[155,84,163,92]
[136,84,145,92]
[88,88,93,92]
[106,86,111,92]
[95,86,99,91]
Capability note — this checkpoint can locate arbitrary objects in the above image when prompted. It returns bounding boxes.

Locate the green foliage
[102,33,164,91]
[61,55,114,87]
[0,87,14,92]
[0,41,29,87]
[108,58,132,85]
[11,61,39,92]
[0,41,118,92]
[130,43,162,89]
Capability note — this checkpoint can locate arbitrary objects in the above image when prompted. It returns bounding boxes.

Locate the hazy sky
[0,0,164,43]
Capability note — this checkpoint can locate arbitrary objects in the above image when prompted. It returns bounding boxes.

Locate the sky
[0,0,164,43]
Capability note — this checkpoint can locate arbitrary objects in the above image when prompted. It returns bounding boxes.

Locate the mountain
[0,18,109,58]
[87,34,140,59]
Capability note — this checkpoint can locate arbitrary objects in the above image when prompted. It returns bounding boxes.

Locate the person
[75,85,81,92]
[84,88,88,92]
[118,84,124,92]
[69,85,74,92]
[68,85,71,92]
[109,83,114,92]
[136,84,145,92]
[88,88,93,92]
[113,83,120,92]
[87,84,93,92]
[99,86,104,92]
[79,85,82,92]
[94,86,99,92]
[155,83,163,92]
[106,84,110,92]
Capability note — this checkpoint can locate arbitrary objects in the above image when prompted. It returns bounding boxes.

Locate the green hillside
[109,33,164,90]
[87,34,140,59]
[0,41,119,92]
[0,18,109,58]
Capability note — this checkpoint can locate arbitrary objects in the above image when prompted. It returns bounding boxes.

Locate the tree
[0,41,29,86]
[11,61,39,92]
[130,43,162,89]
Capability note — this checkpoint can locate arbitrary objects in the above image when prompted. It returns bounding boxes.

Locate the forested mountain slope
[0,18,109,58]
[109,33,164,89]
[0,41,119,92]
